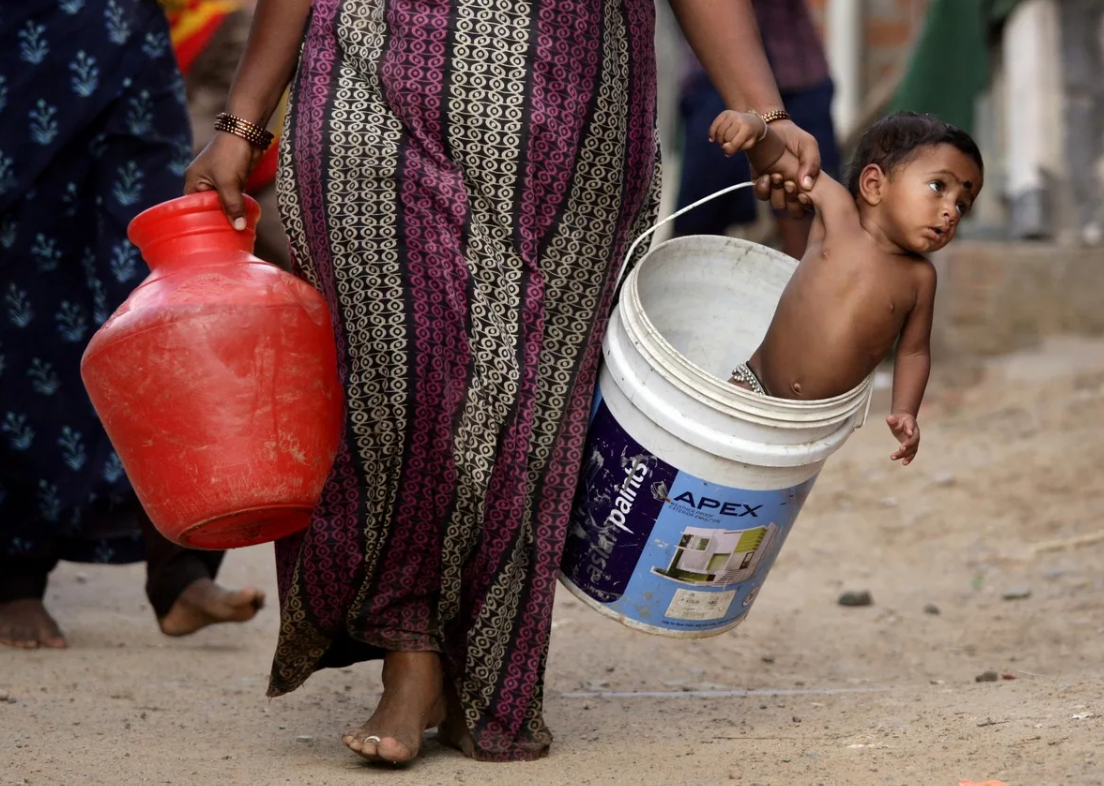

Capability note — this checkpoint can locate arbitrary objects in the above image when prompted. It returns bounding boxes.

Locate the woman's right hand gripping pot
[184,132,263,231]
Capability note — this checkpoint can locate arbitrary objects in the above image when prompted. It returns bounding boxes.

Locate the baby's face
[883,144,983,254]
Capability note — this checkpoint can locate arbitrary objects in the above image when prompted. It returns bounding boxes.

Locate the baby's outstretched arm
[758,162,861,241]
[887,264,936,466]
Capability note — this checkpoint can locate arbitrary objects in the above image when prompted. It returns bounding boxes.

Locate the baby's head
[847,112,983,254]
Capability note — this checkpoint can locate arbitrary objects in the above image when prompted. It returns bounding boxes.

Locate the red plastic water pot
[81,192,342,549]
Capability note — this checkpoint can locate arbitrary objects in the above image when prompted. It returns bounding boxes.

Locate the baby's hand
[709,110,767,157]
[886,413,920,465]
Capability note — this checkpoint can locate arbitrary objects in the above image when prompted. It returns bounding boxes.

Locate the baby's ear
[858,164,887,206]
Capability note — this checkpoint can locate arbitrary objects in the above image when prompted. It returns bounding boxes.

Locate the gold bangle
[214,112,274,151]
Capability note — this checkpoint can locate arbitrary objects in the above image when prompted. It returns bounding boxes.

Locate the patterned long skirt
[270,0,660,761]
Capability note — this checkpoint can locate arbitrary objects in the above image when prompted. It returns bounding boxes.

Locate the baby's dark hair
[846,112,983,196]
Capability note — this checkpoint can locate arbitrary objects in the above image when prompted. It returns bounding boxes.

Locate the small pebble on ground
[975,670,1000,683]
[838,590,873,607]
[924,603,941,615]
[1002,587,1032,601]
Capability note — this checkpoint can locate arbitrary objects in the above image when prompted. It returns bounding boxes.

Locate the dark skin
[0,579,264,649]
[714,110,984,466]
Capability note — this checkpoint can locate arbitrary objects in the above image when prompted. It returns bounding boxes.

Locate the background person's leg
[0,555,66,648]
[139,512,263,635]
[140,514,224,620]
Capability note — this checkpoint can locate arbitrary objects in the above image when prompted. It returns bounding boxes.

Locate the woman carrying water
[185,0,819,763]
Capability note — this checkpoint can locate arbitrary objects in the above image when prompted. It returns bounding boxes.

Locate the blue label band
[562,393,819,633]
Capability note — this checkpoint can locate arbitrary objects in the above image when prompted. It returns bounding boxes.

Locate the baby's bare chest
[794,240,917,331]
[803,239,914,304]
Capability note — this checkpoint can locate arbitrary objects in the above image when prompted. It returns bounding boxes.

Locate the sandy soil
[3,336,1103,786]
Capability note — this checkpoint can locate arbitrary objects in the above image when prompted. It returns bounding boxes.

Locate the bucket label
[561,393,819,634]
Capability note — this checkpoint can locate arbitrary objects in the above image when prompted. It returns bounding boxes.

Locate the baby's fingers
[710,115,735,144]
[892,437,920,465]
[724,129,756,156]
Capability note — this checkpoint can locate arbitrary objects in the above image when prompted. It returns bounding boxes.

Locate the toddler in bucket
[710,110,984,466]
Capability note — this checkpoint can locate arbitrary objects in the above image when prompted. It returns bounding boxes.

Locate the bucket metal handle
[613,180,878,428]
[614,181,755,292]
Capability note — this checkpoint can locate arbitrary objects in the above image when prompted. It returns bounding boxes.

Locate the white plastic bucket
[559,184,873,637]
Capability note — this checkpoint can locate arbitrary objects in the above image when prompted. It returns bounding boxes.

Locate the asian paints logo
[604,460,650,534]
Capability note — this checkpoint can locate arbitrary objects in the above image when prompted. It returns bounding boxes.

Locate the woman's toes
[342,730,386,760]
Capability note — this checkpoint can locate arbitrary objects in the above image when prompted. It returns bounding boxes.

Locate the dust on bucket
[559,184,874,638]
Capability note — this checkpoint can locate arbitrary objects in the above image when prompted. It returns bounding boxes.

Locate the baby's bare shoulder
[807,174,861,234]
[911,255,937,290]
[890,256,937,311]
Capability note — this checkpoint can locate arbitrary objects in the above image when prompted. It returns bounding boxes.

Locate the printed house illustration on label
[652,523,779,587]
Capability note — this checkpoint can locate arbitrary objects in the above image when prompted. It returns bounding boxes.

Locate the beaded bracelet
[757,108,792,125]
[214,112,274,151]
[748,108,792,142]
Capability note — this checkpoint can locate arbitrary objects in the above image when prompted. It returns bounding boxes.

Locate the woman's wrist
[746,109,793,138]
[223,89,281,130]
[215,113,274,151]
[745,126,786,172]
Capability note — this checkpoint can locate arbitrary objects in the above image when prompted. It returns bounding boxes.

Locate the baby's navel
[888,301,896,313]
[791,381,802,395]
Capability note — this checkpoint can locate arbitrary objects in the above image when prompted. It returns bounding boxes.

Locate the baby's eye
[956,202,968,216]
[929,181,944,194]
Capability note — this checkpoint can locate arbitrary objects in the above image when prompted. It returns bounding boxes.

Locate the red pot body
[81,192,342,549]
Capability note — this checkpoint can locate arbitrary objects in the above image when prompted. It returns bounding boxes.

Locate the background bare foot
[0,599,67,649]
[157,578,264,637]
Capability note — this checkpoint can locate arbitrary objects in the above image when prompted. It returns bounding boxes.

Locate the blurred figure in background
[673,0,841,259]
[0,0,263,649]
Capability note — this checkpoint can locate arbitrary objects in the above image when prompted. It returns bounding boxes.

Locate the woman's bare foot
[342,651,447,764]
[0,599,67,649]
[436,679,476,757]
[436,709,476,758]
[157,578,265,637]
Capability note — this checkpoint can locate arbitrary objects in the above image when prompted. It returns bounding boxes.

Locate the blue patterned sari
[0,0,191,566]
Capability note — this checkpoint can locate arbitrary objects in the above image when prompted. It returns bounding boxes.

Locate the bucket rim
[619,236,874,424]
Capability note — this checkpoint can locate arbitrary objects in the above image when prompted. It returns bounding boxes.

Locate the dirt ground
[3,336,1103,786]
